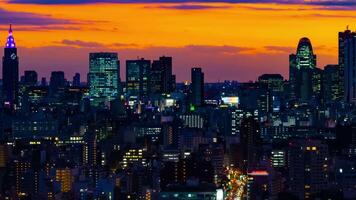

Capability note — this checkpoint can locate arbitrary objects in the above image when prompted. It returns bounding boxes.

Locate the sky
[0,0,356,82]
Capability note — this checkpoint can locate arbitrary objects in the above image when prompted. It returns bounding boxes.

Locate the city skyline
[1,1,356,81]
[1,3,356,199]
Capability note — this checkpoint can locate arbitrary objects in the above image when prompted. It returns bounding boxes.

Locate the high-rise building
[343,31,356,103]
[72,73,80,87]
[191,67,204,107]
[88,52,120,106]
[289,37,317,102]
[41,77,47,86]
[258,74,284,92]
[288,139,329,199]
[55,168,73,193]
[49,71,66,98]
[339,28,356,101]
[2,25,19,105]
[23,70,37,86]
[240,116,262,172]
[126,58,151,99]
[150,56,174,95]
[323,65,339,102]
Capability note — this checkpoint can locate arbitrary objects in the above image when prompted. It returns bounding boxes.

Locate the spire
[5,24,16,48]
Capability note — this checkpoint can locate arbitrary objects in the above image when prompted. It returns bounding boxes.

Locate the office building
[240,116,261,171]
[49,71,66,98]
[191,68,204,107]
[88,52,120,106]
[258,74,284,92]
[343,31,356,103]
[126,58,151,100]
[72,73,80,87]
[151,56,174,95]
[288,139,329,199]
[339,28,356,101]
[23,70,38,86]
[323,65,339,102]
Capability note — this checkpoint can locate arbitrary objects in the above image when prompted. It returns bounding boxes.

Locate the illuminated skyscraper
[2,24,19,106]
[339,28,356,101]
[343,31,356,103]
[88,52,120,106]
[126,58,151,99]
[289,37,316,102]
[191,67,204,107]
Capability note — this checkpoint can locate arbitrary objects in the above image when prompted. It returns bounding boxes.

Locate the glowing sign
[221,96,239,105]
[247,170,269,176]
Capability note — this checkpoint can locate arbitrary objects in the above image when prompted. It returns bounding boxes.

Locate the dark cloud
[61,40,104,48]
[7,0,356,10]
[147,4,231,10]
[264,46,294,53]
[0,8,73,26]
[59,40,140,48]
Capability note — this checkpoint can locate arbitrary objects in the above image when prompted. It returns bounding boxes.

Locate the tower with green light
[289,37,317,102]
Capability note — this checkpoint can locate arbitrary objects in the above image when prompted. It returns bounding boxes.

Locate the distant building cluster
[0,25,356,200]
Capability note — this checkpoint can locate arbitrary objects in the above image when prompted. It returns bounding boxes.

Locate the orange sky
[0,1,355,81]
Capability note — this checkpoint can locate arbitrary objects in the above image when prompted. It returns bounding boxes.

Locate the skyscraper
[72,73,80,87]
[343,31,356,103]
[49,71,66,98]
[289,37,316,102]
[88,52,120,106]
[191,67,204,107]
[2,25,19,105]
[288,139,329,199]
[339,28,356,101]
[23,70,38,86]
[240,116,262,172]
[323,65,339,102]
[126,58,151,100]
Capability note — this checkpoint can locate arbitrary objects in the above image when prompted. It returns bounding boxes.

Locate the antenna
[347,25,349,30]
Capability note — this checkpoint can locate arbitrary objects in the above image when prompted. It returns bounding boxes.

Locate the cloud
[147,4,231,10]
[0,8,73,26]
[264,46,294,53]
[59,40,140,48]
[7,0,356,10]
[61,40,104,48]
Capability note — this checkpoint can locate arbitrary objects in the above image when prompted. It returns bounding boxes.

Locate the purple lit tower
[2,24,19,105]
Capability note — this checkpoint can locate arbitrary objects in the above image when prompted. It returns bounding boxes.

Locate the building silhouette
[191,68,204,107]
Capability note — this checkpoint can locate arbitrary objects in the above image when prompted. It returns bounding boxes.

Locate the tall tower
[2,24,19,106]
[289,37,316,102]
[339,28,356,101]
[191,67,204,107]
[341,29,356,103]
[88,52,120,107]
